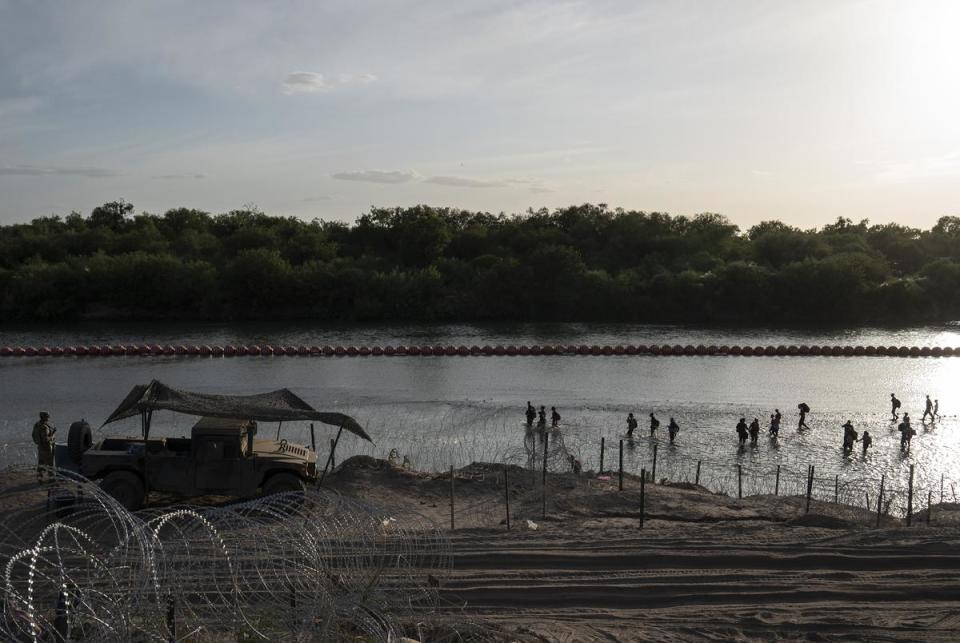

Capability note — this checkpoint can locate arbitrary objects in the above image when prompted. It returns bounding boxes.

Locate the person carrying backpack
[668,417,680,444]
[890,393,901,421]
[798,402,810,430]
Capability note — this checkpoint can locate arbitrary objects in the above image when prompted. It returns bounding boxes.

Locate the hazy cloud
[0,164,117,177]
[304,195,334,202]
[151,173,206,180]
[283,71,378,95]
[871,152,960,184]
[0,97,41,118]
[528,186,554,194]
[282,72,330,95]
[423,175,507,188]
[332,169,419,184]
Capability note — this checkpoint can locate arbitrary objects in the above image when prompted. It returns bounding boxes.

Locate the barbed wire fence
[0,466,455,642]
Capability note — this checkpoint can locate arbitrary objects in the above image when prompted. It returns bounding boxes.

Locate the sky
[1,0,959,230]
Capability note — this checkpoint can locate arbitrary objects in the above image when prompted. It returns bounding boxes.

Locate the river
[2,322,960,506]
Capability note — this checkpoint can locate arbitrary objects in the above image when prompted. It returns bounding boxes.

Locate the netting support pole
[906,464,914,526]
[318,425,343,486]
[927,490,933,525]
[775,464,780,496]
[542,431,549,519]
[450,465,455,531]
[876,475,885,528]
[805,465,814,514]
[834,475,839,504]
[600,437,605,474]
[695,460,701,486]
[639,468,646,529]
[618,439,623,491]
[865,492,870,511]
[737,464,743,499]
[940,474,944,503]
[504,465,510,531]
[310,423,316,452]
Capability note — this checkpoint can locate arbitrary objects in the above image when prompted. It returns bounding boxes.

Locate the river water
[3,323,960,506]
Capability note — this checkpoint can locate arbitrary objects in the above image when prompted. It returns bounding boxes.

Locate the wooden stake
[450,465,455,530]
[695,460,702,486]
[940,474,944,504]
[927,490,932,525]
[805,465,814,514]
[775,464,780,496]
[834,475,839,504]
[737,464,743,499]
[600,437,605,474]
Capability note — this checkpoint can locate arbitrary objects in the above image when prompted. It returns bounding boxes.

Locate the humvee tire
[67,420,93,465]
[263,472,306,496]
[100,471,145,511]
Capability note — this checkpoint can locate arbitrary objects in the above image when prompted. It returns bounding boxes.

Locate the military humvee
[77,417,318,511]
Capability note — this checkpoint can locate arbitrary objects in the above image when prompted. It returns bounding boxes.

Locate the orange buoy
[683,345,696,355]
[504,345,516,356]
[797,345,809,355]
[343,346,356,356]
[930,346,942,357]
[741,346,754,356]
[540,345,554,355]
[841,346,853,356]
[458,345,470,356]
[624,345,637,355]
[0,347,11,356]
[403,345,417,356]
[601,345,613,355]
[864,345,876,356]
[237,345,249,356]
[38,346,51,356]
[775,345,787,356]
[371,346,383,356]
[649,345,661,355]
[224,345,236,356]
[589,345,601,355]
[673,344,685,355]
[357,346,370,356]
[661,345,674,355]
[765,346,777,356]
[210,346,223,356]
[25,346,39,356]
[729,345,741,355]
[384,346,396,356]
[942,346,955,356]
[481,345,493,355]
[717,345,730,355]
[853,346,865,356]
[919,346,931,357]
[787,345,799,355]
[530,345,542,355]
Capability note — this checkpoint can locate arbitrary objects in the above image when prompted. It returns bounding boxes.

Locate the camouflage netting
[0,467,449,641]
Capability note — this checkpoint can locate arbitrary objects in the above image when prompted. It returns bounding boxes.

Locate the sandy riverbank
[325,457,960,641]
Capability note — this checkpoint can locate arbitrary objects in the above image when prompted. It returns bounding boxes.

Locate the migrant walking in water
[890,393,901,421]
[748,418,760,446]
[861,430,872,455]
[923,395,934,422]
[934,399,940,420]
[668,417,680,444]
[649,413,660,437]
[537,405,547,427]
[841,420,858,455]
[525,401,536,427]
[736,418,749,446]
[769,413,780,437]
[626,412,638,438]
[551,406,561,428]
[797,402,811,430]
[899,415,915,449]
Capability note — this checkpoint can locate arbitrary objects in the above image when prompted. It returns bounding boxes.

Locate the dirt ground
[326,457,960,642]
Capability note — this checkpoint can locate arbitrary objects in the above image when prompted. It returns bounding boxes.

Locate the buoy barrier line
[2,344,960,357]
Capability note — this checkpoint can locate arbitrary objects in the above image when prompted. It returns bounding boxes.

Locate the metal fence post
[876,475,885,528]
[737,464,743,499]
[805,465,815,514]
[927,490,933,525]
[542,432,549,519]
[600,437,605,474]
[834,475,839,504]
[906,464,914,526]
[775,464,780,496]
[504,465,511,531]
[618,439,624,491]
[695,460,702,486]
[652,443,658,484]
[639,468,646,528]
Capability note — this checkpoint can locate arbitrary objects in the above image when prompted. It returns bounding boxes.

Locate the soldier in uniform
[32,411,56,481]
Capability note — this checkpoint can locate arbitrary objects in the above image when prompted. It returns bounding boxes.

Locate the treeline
[2,201,960,323]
